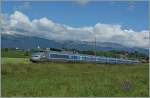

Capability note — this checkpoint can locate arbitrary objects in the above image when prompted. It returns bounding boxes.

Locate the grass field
[1,57,149,97]
[1,49,31,58]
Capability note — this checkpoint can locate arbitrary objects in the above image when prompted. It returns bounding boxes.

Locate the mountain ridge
[1,34,148,55]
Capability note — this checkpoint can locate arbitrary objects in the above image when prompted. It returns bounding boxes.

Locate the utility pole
[94,37,96,56]
[94,37,96,61]
[36,38,40,51]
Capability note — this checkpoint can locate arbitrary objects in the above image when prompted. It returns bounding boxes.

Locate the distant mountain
[1,34,63,49]
[1,34,149,55]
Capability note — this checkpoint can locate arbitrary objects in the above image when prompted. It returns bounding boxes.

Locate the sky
[1,1,149,48]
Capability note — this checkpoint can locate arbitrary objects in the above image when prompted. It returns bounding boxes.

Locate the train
[30,50,140,64]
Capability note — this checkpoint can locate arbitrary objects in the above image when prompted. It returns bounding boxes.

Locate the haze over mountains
[1,34,148,55]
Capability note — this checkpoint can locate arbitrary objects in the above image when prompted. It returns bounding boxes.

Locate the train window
[86,56,91,61]
[82,56,86,60]
[50,54,69,59]
[32,55,39,57]
[98,57,106,61]
[86,56,95,61]
[107,58,115,63]
[91,57,96,61]
[70,55,80,60]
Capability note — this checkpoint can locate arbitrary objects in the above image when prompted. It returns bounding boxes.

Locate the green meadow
[1,57,149,97]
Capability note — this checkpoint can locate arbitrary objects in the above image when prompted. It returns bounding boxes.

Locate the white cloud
[1,11,149,48]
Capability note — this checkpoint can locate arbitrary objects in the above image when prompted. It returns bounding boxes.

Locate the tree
[24,51,29,56]
[50,48,61,51]
[5,48,9,52]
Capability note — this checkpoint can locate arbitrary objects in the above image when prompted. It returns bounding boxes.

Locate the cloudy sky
[1,1,149,48]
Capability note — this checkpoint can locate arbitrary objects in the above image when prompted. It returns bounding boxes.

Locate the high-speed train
[30,51,140,64]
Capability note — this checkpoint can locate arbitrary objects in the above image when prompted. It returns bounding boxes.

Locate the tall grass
[1,58,149,97]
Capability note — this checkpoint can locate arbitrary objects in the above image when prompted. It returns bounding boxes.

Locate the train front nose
[30,55,41,62]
